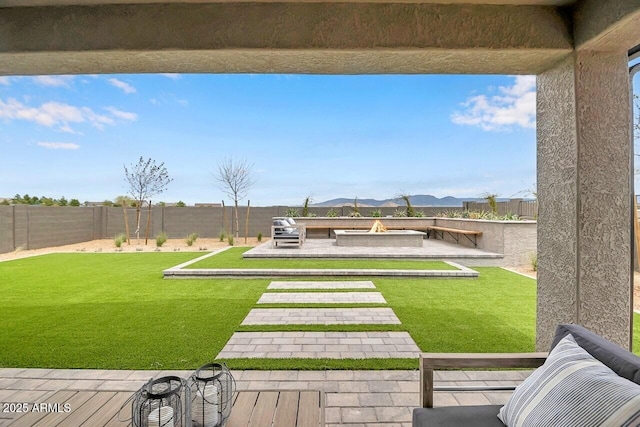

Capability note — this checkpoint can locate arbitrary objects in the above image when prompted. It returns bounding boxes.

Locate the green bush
[185,233,198,246]
[219,230,226,242]
[156,232,168,247]
[371,209,382,217]
[228,235,234,246]
[393,209,407,217]
[530,252,538,272]
[413,210,426,218]
[114,233,126,248]
[257,232,263,242]
[285,208,300,218]
[326,208,339,218]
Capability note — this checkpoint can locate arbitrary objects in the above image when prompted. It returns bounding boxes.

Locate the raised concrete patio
[244,240,503,267]
[0,367,531,427]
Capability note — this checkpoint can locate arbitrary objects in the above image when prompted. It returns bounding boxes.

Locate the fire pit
[334,221,425,247]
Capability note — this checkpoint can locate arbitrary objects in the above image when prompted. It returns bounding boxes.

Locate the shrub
[529,252,538,272]
[393,209,407,217]
[114,233,126,248]
[228,235,234,246]
[257,232,263,242]
[156,232,168,247]
[326,208,339,218]
[413,210,426,217]
[185,232,198,246]
[285,208,300,218]
[219,230,226,242]
[175,201,186,207]
[348,211,362,217]
[371,209,382,217]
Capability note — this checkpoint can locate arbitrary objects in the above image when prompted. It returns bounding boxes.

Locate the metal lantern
[190,363,235,427]
[131,376,191,427]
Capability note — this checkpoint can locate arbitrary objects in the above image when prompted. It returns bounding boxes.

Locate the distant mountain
[312,195,497,207]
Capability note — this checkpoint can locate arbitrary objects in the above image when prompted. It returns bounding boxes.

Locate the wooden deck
[7,389,324,427]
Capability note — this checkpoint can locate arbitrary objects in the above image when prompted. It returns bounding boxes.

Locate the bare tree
[124,156,173,243]
[215,158,255,240]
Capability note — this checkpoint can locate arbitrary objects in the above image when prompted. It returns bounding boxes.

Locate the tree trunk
[135,206,141,244]
[234,199,239,240]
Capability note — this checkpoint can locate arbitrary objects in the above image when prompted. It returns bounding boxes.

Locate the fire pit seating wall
[293,217,536,266]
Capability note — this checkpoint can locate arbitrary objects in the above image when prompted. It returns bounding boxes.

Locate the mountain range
[312,195,510,208]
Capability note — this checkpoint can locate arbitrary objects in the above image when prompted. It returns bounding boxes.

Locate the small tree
[124,156,173,243]
[214,158,255,240]
[481,192,499,214]
[302,195,312,217]
[399,194,416,217]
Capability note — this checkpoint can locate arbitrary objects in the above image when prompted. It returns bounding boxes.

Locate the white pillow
[498,334,640,427]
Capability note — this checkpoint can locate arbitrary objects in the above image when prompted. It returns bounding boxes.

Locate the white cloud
[108,78,136,94]
[32,75,75,87]
[105,106,138,121]
[177,99,188,106]
[37,142,80,150]
[0,97,121,132]
[160,73,180,80]
[0,77,10,86]
[451,76,536,131]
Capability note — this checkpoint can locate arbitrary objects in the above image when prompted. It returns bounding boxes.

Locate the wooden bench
[424,226,482,247]
[227,390,324,427]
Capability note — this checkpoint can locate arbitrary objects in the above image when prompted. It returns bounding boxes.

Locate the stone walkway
[257,292,387,304]
[0,367,529,427]
[268,281,376,289]
[241,308,401,325]
[217,332,420,359]
[218,278,420,360]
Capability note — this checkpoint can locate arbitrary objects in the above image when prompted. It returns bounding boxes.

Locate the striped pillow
[498,334,640,427]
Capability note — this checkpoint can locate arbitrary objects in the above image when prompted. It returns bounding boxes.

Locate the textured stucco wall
[0,3,572,75]
[537,51,632,350]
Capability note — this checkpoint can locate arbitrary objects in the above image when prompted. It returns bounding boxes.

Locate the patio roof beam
[0,3,572,75]
[573,0,640,53]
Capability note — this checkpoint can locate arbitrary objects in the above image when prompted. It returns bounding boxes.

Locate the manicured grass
[187,247,456,270]
[3,253,637,370]
[0,253,267,370]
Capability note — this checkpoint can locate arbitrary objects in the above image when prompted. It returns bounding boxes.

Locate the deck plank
[59,391,116,426]
[249,391,278,427]
[82,391,132,426]
[272,391,299,427]
[226,391,259,427]
[297,391,321,427]
[31,391,95,427]
[8,390,76,427]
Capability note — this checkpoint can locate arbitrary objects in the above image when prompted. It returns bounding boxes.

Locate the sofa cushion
[552,323,640,385]
[498,333,640,426]
[413,405,504,427]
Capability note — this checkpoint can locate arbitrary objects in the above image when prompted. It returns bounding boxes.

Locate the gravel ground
[0,237,261,262]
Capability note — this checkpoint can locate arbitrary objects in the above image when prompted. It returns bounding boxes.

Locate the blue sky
[0,73,539,206]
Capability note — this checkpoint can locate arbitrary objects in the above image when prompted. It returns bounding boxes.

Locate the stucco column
[537,50,632,350]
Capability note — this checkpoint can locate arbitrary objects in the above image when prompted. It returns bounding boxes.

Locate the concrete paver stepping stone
[268,281,376,289]
[241,308,401,325]
[216,332,420,359]
[257,292,386,304]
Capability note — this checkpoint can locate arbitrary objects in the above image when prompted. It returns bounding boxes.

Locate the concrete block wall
[0,204,466,254]
[0,206,14,253]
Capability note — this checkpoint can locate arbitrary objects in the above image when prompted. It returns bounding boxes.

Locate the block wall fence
[0,205,462,254]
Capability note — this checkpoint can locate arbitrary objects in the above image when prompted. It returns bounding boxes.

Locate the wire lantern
[189,363,236,427]
[131,376,191,427]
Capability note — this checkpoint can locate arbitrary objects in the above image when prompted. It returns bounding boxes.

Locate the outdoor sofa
[413,323,640,426]
[271,217,306,248]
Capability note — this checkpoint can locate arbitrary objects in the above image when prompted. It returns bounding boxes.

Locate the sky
[1,73,540,206]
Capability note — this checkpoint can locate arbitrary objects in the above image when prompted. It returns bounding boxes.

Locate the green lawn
[1,253,637,370]
[186,247,456,270]
[0,253,267,370]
